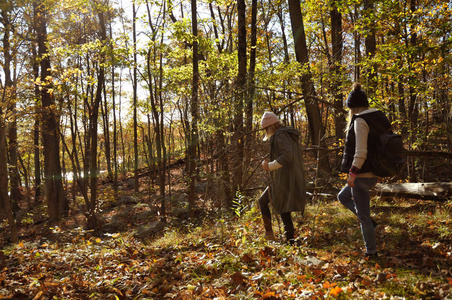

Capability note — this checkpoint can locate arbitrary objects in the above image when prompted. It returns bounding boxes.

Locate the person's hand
[262,160,270,171]
[347,175,355,187]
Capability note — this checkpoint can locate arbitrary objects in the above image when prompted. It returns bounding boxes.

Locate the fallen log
[99,158,185,185]
[404,150,452,159]
[372,182,452,200]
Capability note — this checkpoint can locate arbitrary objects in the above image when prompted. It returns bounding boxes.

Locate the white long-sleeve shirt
[265,131,284,171]
[352,109,379,178]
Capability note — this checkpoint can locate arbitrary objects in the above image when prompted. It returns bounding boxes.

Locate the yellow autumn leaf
[33,291,43,300]
[330,286,343,297]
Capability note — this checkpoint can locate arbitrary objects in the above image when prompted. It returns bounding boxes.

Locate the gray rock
[195,181,208,194]
[134,210,155,222]
[118,195,138,205]
[297,255,326,268]
[103,219,126,233]
[134,221,166,239]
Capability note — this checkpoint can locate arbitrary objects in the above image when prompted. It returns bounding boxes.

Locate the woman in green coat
[259,112,307,244]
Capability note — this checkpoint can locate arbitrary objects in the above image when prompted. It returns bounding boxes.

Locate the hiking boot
[365,252,378,258]
[262,215,275,241]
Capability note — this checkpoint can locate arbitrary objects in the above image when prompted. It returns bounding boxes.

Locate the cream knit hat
[260,112,279,128]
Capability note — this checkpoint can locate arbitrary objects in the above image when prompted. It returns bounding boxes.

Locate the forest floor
[1,163,451,299]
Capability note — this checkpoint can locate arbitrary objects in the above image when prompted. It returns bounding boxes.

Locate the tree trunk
[101,78,112,179]
[287,0,330,174]
[330,5,345,141]
[232,0,246,201]
[35,0,66,221]
[1,10,22,212]
[407,0,418,131]
[18,154,31,207]
[133,2,139,193]
[363,0,377,95]
[86,9,107,233]
[65,103,88,204]
[0,7,18,239]
[145,0,167,220]
[0,112,18,243]
[244,0,257,173]
[350,7,361,81]
[118,72,126,176]
[158,43,167,221]
[373,182,452,201]
[188,0,199,216]
[32,44,42,204]
[110,23,118,201]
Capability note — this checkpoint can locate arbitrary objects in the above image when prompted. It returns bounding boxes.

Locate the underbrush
[1,195,451,299]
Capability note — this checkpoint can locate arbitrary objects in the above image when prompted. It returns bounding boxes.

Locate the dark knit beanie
[346,83,369,108]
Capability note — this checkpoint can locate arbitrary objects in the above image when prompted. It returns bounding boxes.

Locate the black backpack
[372,131,406,177]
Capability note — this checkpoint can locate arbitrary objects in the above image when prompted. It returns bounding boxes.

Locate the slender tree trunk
[275,5,292,122]
[244,0,257,174]
[188,0,199,215]
[32,45,42,204]
[330,5,345,141]
[363,0,377,95]
[35,0,66,221]
[150,0,167,219]
[87,75,102,231]
[1,8,21,212]
[407,0,419,182]
[232,0,246,202]
[275,6,290,64]
[82,61,91,196]
[351,7,361,81]
[86,9,107,233]
[0,5,18,238]
[67,102,88,203]
[4,72,21,211]
[158,38,167,220]
[407,0,418,130]
[110,23,118,201]
[101,78,112,179]
[287,0,330,174]
[0,111,18,242]
[133,2,139,193]
[209,3,224,53]
[118,72,126,176]
[145,0,166,220]
[18,154,31,206]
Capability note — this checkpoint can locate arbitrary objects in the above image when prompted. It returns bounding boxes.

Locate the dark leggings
[258,187,295,241]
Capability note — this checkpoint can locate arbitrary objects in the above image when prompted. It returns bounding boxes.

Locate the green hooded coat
[269,126,307,214]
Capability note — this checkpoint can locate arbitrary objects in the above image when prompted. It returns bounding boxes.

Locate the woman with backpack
[338,83,392,258]
[258,112,307,245]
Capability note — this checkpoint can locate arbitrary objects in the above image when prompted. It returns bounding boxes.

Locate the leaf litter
[0,194,451,299]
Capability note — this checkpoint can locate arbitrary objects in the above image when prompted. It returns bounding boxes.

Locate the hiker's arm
[352,118,370,169]
[274,132,293,167]
[263,131,291,172]
[262,160,282,171]
[267,160,283,171]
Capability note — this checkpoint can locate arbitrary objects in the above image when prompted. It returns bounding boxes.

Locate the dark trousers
[258,187,294,241]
